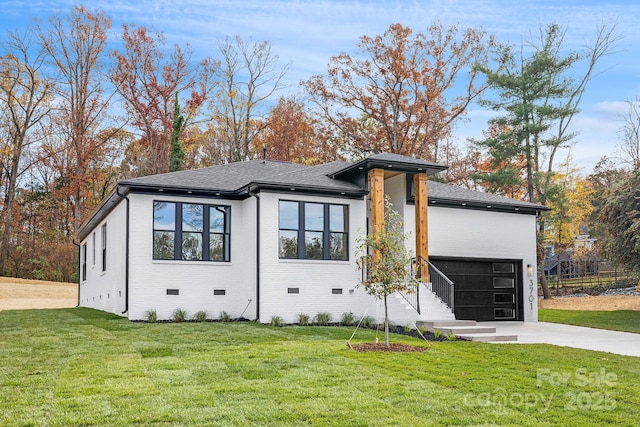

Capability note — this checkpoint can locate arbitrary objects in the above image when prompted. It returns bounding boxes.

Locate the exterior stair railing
[413,256,455,313]
[360,254,421,315]
[399,273,420,315]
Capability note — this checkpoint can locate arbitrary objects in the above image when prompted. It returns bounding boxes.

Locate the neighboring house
[76,153,546,324]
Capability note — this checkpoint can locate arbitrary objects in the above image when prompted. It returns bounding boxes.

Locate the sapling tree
[356,197,416,346]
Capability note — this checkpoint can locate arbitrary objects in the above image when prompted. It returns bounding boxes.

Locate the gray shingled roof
[329,152,448,180]
[78,156,546,241]
[121,159,366,195]
[367,152,446,167]
[120,157,544,210]
[255,160,363,192]
[428,181,546,210]
[121,160,309,192]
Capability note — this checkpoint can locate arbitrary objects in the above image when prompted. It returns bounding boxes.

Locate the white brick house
[76,153,545,324]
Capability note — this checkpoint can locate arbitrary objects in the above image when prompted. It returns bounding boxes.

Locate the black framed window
[153,201,231,262]
[279,200,348,260]
[92,232,96,266]
[101,224,107,272]
[81,243,87,281]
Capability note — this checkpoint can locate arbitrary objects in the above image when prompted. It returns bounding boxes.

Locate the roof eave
[76,185,129,242]
[246,181,367,198]
[124,182,246,199]
[329,158,448,181]
[428,197,549,214]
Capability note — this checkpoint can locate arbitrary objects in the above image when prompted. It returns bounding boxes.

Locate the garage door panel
[435,261,492,275]
[455,291,493,305]
[432,258,522,321]
[446,275,494,291]
[455,306,495,322]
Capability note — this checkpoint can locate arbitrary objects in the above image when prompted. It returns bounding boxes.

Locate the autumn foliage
[303,22,488,161]
[0,6,619,283]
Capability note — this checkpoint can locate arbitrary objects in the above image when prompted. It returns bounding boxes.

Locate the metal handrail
[398,273,420,315]
[413,256,455,313]
[360,254,421,314]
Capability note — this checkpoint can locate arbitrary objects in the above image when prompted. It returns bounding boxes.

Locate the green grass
[539,308,640,334]
[1,308,640,426]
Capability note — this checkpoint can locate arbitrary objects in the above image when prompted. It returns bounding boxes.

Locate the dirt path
[0,277,77,311]
[539,295,640,311]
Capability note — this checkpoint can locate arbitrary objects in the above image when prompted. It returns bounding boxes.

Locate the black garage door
[431,258,524,321]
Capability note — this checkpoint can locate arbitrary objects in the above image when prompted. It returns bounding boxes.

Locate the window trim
[278,200,348,261]
[153,200,231,262]
[81,243,87,282]
[101,224,107,272]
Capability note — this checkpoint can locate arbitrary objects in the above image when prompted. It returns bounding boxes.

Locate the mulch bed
[349,342,428,352]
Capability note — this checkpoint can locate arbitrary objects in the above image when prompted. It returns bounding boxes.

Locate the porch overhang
[329,153,448,183]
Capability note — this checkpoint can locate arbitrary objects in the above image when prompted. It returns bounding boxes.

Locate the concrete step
[417,320,477,328]
[457,333,519,342]
[416,319,518,342]
[440,326,497,334]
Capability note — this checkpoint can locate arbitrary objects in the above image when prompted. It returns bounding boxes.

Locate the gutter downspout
[247,187,260,321]
[72,240,80,307]
[115,186,130,315]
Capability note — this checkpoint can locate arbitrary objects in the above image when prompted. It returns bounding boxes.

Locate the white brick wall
[395,172,538,322]
[79,175,539,324]
[78,200,127,315]
[127,193,257,321]
[258,191,373,324]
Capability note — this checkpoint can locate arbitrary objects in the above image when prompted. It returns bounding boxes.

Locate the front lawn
[1,308,639,426]
[539,308,640,334]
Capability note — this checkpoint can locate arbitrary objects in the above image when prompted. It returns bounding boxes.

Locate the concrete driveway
[482,321,640,357]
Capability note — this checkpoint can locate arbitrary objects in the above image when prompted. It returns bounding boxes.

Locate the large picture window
[153,201,230,262]
[279,200,348,260]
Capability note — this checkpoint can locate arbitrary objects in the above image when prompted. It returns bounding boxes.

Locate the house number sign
[529,279,535,309]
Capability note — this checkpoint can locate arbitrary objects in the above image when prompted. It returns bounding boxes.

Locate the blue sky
[1,0,639,172]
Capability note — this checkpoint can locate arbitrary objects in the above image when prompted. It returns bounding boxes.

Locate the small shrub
[340,312,355,326]
[219,311,232,322]
[446,332,457,341]
[297,313,310,326]
[359,315,375,329]
[171,308,188,323]
[194,310,208,322]
[143,309,157,323]
[270,316,284,327]
[314,312,332,326]
[403,324,412,333]
[433,328,443,339]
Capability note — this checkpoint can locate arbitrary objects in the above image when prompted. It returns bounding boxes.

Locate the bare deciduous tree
[617,98,640,170]
[40,5,115,230]
[0,29,55,275]
[211,36,289,162]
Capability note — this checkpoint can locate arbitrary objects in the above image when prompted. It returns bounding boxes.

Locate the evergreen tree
[169,92,185,172]
[475,23,618,298]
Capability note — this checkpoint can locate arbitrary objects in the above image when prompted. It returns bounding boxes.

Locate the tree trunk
[384,294,389,346]
[539,267,551,299]
[0,155,20,276]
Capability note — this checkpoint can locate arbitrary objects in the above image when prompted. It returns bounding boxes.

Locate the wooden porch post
[414,173,430,282]
[368,169,385,263]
